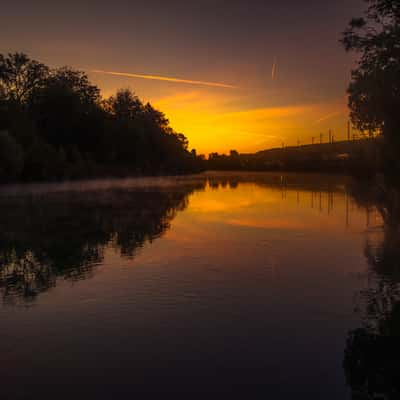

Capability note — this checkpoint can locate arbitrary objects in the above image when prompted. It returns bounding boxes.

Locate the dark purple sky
[0,0,365,153]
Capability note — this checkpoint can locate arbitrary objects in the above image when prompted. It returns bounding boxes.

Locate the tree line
[0,53,204,182]
[341,0,400,178]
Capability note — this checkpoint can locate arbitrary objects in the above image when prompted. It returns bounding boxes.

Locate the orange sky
[1,0,364,155]
[88,70,351,155]
[152,89,349,154]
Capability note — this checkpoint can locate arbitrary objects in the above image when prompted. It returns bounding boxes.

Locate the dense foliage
[0,53,203,181]
[341,0,400,171]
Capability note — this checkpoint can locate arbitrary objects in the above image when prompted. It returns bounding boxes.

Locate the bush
[0,130,24,181]
[22,140,65,181]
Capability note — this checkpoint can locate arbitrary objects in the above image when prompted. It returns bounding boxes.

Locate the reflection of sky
[0,178,379,398]
[174,182,373,233]
[134,182,375,274]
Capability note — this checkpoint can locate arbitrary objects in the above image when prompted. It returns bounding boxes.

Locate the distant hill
[208,138,382,175]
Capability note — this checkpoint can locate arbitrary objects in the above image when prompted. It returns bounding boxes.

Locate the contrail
[314,111,343,125]
[271,57,277,80]
[91,69,237,89]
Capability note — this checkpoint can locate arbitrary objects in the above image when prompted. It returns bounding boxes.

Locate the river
[0,172,398,398]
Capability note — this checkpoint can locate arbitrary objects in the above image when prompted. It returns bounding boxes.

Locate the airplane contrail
[91,69,238,89]
[271,57,277,80]
[314,111,343,124]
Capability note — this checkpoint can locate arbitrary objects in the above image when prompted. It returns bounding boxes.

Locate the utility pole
[328,129,332,144]
[347,121,351,141]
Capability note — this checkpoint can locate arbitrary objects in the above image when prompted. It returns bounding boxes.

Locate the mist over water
[0,172,398,398]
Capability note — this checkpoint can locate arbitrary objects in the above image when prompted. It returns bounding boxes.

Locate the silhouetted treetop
[341,0,400,135]
[47,67,101,105]
[103,89,143,120]
[0,52,49,105]
[341,0,400,176]
[0,52,204,181]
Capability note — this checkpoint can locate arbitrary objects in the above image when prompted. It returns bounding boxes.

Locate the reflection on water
[0,173,361,305]
[0,172,399,397]
[0,182,202,304]
[343,182,400,399]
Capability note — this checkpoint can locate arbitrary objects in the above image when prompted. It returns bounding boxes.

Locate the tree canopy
[0,52,203,182]
[341,0,400,144]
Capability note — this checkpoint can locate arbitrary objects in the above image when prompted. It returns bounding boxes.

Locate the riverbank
[207,138,382,176]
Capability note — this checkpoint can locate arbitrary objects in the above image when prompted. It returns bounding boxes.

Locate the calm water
[0,172,398,398]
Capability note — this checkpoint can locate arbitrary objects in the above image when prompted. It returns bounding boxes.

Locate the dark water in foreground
[0,172,399,398]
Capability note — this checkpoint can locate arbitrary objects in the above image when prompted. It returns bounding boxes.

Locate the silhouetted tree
[0,52,204,181]
[103,88,142,120]
[0,130,24,180]
[341,0,400,172]
[30,67,103,150]
[0,52,49,105]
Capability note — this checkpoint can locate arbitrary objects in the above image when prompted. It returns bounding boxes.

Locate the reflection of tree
[0,184,203,305]
[343,182,400,399]
[0,172,346,305]
[206,172,349,194]
[344,329,400,400]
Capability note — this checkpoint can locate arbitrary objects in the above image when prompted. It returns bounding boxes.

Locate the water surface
[0,172,397,398]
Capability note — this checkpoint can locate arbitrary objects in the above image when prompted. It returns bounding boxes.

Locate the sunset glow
[153,91,349,154]
[1,0,364,154]
[1,0,398,397]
